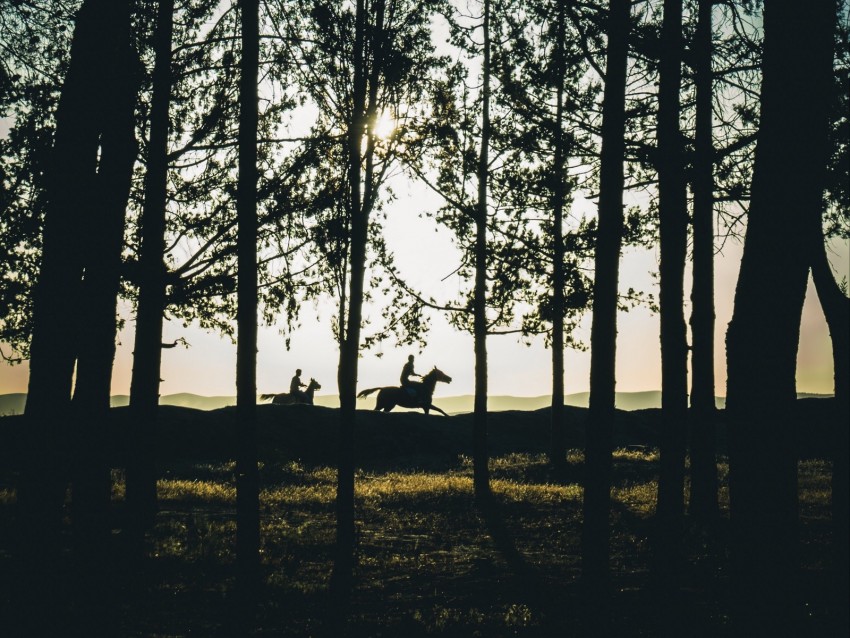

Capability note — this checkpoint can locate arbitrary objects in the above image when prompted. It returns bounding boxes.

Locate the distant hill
[1,390,834,416]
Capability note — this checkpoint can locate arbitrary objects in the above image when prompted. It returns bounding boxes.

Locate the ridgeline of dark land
[0,390,835,416]
[0,399,842,637]
[0,397,839,468]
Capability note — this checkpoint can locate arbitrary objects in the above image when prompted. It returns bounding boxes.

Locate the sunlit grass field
[0,403,839,636]
[109,452,831,636]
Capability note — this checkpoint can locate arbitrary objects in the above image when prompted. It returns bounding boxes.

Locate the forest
[0,0,847,636]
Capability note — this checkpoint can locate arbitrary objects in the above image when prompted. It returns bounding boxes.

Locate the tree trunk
[17,1,129,631]
[687,0,719,524]
[69,7,136,630]
[332,0,368,600]
[581,0,630,620]
[72,0,137,564]
[725,2,834,635]
[236,0,260,594]
[549,2,567,471]
[127,0,175,545]
[809,224,849,628]
[655,0,689,595]
[472,0,492,502]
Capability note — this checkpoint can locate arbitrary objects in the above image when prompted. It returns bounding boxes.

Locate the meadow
[0,401,841,636]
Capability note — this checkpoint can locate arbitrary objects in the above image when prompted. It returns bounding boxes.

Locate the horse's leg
[429,403,449,417]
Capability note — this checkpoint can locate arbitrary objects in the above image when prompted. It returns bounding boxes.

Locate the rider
[400,355,421,398]
[290,368,307,401]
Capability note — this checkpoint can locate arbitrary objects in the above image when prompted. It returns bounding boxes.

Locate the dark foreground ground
[0,399,844,637]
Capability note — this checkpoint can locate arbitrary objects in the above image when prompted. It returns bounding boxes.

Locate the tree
[654,0,688,595]
[724,1,836,634]
[494,0,597,471]
[815,15,849,620]
[70,0,138,574]
[15,0,136,630]
[126,0,175,547]
[580,0,631,620]
[687,0,719,524]
[270,0,447,598]
[471,0,493,501]
[236,0,261,593]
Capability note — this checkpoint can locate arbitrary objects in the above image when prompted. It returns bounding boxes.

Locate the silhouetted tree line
[0,0,847,635]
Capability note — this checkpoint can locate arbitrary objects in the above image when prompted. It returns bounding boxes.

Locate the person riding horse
[290,369,307,403]
[400,355,422,400]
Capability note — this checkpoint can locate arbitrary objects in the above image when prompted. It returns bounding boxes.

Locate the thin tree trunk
[127,0,175,544]
[581,0,630,622]
[687,0,719,524]
[236,0,260,593]
[550,2,567,471]
[472,0,492,501]
[332,0,368,599]
[655,0,689,597]
[725,2,834,635]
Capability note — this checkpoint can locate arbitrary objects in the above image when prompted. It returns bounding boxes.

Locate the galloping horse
[357,367,452,416]
[260,378,321,405]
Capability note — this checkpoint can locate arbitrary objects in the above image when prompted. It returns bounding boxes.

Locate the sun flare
[373,112,395,140]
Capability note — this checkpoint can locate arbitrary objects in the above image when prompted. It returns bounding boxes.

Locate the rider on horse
[400,355,422,401]
[290,369,307,402]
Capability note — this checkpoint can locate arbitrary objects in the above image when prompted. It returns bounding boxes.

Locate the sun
[373,112,395,140]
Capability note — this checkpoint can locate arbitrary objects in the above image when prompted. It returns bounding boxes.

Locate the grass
[0,402,842,636]
[61,453,830,636]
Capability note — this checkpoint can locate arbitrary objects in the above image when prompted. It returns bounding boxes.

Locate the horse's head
[308,378,322,391]
[426,366,452,385]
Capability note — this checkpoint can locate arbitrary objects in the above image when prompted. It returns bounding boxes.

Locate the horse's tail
[357,387,380,398]
[259,393,276,401]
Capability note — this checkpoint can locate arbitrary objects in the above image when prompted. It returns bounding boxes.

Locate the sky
[1,169,846,400]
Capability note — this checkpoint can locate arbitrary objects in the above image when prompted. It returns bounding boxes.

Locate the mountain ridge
[0,390,834,416]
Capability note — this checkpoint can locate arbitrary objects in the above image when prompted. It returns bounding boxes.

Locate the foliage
[0,0,81,361]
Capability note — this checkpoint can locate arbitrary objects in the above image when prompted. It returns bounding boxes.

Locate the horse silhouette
[260,378,321,405]
[357,366,452,416]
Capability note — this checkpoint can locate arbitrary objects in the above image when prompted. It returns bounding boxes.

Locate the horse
[260,378,321,405]
[357,366,452,416]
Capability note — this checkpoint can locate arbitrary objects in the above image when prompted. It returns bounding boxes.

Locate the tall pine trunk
[127,0,175,543]
[655,0,688,592]
[236,0,261,593]
[72,0,137,566]
[549,3,567,471]
[687,0,719,523]
[809,225,849,627]
[724,2,834,634]
[581,0,630,620]
[69,7,136,630]
[17,1,130,631]
[332,0,368,598]
[472,0,492,501]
